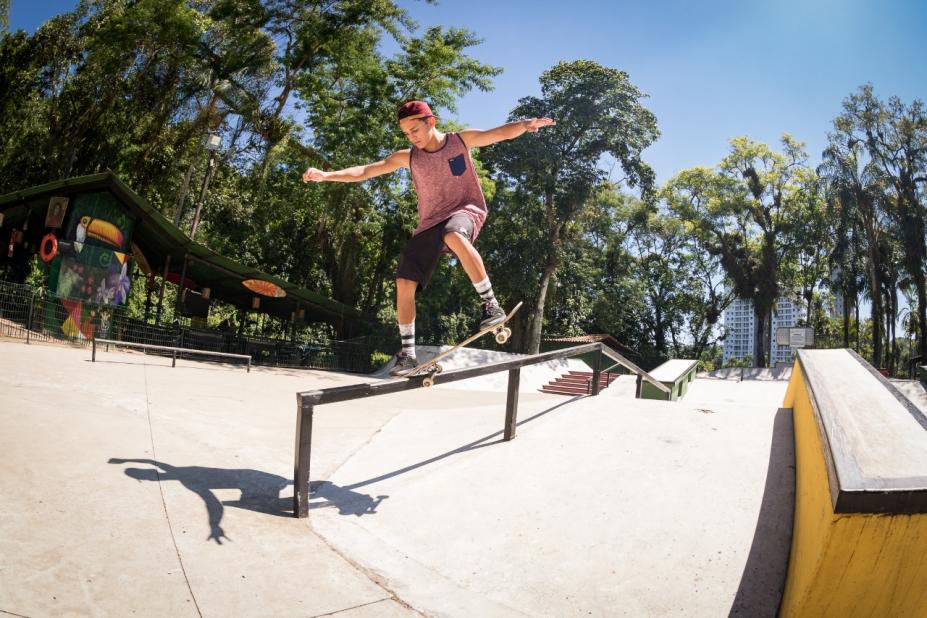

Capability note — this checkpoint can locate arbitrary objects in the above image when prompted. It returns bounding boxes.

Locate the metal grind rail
[92,338,252,372]
[292,342,670,517]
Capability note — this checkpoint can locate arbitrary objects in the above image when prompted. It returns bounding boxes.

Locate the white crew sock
[473,277,497,305]
[399,322,415,358]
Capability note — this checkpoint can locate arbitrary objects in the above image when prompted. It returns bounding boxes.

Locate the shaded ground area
[0,341,793,617]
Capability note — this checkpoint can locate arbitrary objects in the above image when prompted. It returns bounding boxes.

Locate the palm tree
[819,130,888,368]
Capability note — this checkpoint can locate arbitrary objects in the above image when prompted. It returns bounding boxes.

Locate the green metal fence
[0,280,381,373]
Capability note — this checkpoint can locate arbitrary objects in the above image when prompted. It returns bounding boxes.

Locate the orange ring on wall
[40,233,58,263]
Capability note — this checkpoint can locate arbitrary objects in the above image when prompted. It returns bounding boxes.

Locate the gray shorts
[395,213,476,290]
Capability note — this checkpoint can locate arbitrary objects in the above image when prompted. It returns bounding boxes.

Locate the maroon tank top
[408,132,487,239]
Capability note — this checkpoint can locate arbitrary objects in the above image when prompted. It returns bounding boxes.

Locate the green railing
[0,279,381,373]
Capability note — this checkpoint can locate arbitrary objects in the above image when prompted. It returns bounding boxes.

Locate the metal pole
[190,152,217,241]
[92,338,96,362]
[25,287,34,344]
[175,253,189,316]
[294,397,314,518]
[144,273,154,322]
[504,368,521,441]
[156,255,171,325]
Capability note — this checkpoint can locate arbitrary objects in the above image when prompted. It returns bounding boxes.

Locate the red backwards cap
[397,100,434,121]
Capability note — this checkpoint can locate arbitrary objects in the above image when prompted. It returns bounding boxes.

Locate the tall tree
[783,169,832,322]
[628,211,688,357]
[483,59,658,354]
[665,136,810,367]
[821,181,866,350]
[819,126,888,367]
[679,227,735,361]
[838,85,927,360]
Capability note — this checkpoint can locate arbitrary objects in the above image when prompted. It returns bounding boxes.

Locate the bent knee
[442,230,473,249]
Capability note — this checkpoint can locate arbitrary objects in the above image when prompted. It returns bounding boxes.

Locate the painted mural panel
[55,245,130,305]
[62,191,134,253]
[44,191,137,340]
[48,191,135,306]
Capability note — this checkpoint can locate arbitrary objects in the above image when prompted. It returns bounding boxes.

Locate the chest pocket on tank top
[447,154,467,176]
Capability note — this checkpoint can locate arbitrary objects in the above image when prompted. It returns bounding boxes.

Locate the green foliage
[3,5,925,376]
[370,350,392,368]
[664,136,816,367]
[827,84,927,373]
[724,354,754,369]
[482,59,659,353]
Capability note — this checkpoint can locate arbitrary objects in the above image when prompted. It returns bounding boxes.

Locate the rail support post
[294,396,314,518]
[591,346,602,396]
[504,368,520,441]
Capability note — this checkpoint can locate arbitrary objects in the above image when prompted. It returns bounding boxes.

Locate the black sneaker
[479,300,506,330]
[389,353,419,377]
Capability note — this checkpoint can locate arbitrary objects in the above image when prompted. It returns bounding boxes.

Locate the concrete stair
[540,370,620,396]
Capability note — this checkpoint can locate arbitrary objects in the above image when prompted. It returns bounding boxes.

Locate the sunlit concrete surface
[0,340,793,617]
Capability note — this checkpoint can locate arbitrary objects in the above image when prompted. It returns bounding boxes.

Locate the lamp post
[175,132,221,319]
[190,131,222,241]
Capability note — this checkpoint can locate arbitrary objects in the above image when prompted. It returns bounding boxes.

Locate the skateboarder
[303,100,555,375]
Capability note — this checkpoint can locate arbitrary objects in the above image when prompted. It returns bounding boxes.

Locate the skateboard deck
[405,301,523,387]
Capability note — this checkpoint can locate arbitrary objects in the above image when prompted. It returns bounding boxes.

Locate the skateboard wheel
[435,364,443,374]
[423,377,434,387]
[495,331,509,344]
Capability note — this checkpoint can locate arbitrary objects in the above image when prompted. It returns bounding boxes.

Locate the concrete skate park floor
[0,341,794,617]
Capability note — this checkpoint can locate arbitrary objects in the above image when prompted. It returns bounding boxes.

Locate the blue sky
[9,0,927,184]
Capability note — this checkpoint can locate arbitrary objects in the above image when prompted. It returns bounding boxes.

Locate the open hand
[525,117,556,133]
[208,525,230,544]
[302,167,327,183]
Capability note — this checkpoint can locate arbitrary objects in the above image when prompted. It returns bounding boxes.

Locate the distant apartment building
[831,294,846,319]
[828,268,847,318]
[722,297,807,366]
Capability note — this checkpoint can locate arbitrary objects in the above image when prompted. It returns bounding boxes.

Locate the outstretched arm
[459,118,555,149]
[109,458,169,470]
[302,150,410,183]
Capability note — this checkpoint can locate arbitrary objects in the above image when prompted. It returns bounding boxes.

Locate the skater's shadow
[108,458,294,544]
[111,397,583,532]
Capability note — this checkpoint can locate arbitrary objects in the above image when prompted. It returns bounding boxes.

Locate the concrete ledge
[640,359,698,401]
[779,349,927,616]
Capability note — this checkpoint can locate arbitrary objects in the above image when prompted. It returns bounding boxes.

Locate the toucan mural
[43,192,136,339]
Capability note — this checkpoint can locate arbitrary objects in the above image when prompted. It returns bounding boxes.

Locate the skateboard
[405,301,523,387]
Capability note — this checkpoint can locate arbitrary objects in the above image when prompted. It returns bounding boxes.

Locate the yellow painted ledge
[779,356,927,617]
